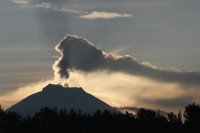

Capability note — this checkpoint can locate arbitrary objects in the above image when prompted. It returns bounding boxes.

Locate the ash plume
[54,35,200,86]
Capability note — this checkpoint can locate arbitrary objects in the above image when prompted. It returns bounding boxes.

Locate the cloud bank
[79,11,133,19]
[54,35,200,86]
[67,70,199,113]
[11,0,133,19]
[12,0,85,14]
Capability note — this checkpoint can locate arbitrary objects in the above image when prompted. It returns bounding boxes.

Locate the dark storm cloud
[55,35,200,86]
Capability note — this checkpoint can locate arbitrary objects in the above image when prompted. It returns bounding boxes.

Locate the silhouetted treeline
[0,103,200,133]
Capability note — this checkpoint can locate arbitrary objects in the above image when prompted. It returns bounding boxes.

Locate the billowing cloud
[54,35,200,86]
[79,11,133,19]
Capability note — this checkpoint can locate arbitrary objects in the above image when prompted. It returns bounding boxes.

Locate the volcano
[6,84,119,116]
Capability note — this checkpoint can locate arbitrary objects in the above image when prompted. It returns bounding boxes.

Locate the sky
[0,0,200,113]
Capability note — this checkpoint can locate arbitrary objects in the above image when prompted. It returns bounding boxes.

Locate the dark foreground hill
[6,84,118,116]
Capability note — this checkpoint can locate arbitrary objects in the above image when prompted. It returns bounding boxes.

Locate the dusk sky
[0,0,200,113]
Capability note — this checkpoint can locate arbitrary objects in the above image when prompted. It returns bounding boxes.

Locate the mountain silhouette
[6,84,119,116]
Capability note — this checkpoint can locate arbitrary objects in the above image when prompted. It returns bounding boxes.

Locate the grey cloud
[13,0,68,5]
[12,0,132,17]
[55,35,200,86]
[116,107,139,112]
[139,96,194,109]
[12,0,86,14]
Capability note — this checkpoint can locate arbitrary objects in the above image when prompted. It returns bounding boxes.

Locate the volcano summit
[6,84,118,116]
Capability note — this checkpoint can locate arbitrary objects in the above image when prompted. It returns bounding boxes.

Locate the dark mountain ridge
[6,84,119,116]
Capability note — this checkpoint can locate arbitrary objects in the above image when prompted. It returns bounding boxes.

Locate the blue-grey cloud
[55,35,200,86]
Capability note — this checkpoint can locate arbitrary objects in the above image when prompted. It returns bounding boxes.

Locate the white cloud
[12,0,29,4]
[142,62,158,69]
[53,6,87,14]
[79,11,133,19]
[34,2,52,9]
[109,46,129,56]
